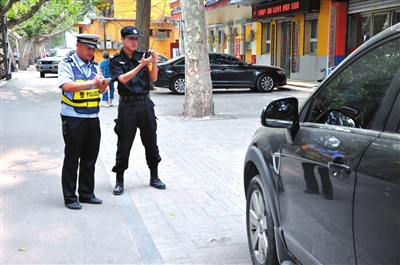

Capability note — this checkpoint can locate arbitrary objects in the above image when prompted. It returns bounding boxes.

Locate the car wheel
[40,72,45,78]
[170,75,185,95]
[246,175,278,265]
[256,74,275,92]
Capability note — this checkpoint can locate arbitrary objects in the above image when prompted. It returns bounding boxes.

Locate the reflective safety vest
[61,58,100,114]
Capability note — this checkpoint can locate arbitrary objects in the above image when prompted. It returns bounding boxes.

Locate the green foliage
[6,0,99,39]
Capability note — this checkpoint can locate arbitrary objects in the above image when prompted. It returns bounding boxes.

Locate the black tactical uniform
[110,48,165,194]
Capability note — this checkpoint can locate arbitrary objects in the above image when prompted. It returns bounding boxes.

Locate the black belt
[119,94,149,101]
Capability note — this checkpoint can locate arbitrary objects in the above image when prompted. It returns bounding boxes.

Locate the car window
[213,54,240,65]
[174,58,185,66]
[307,38,400,129]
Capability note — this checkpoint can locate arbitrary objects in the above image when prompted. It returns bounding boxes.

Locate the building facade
[170,0,399,81]
[75,0,175,63]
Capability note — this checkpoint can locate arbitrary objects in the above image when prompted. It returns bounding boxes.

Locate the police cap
[76,34,101,49]
[121,26,142,38]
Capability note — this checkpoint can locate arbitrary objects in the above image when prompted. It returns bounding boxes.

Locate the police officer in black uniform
[58,34,110,209]
[110,26,166,195]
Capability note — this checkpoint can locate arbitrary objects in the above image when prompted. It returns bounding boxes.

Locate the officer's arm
[116,63,145,85]
[62,80,98,93]
[148,51,158,83]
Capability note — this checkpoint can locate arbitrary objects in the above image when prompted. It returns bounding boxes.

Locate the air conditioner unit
[112,42,119,49]
[98,42,105,49]
[155,30,168,40]
[106,34,111,41]
[106,41,112,49]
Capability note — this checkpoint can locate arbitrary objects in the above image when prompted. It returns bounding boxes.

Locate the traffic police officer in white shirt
[58,34,109,210]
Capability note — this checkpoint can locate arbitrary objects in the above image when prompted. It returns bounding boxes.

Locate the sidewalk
[286,79,319,90]
[1,69,313,265]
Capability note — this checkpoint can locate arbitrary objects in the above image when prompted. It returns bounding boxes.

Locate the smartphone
[103,78,111,82]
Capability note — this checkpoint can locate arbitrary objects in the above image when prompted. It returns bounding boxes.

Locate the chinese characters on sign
[252,0,318,20]
[328,6,337,67]
[255,1,300,17]
[292,21,299,73]
[271,24,275,66]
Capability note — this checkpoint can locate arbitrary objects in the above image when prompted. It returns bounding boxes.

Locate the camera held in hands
[138,50,151,59]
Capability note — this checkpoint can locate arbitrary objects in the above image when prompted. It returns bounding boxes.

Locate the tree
[4,0,103,69]
[181,0,214,117]
[136,0,150,51]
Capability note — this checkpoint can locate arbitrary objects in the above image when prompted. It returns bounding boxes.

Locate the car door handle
[272,152,281,174]
[328,162,351,175]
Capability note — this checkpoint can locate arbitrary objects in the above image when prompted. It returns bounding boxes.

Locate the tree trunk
[181,0,214,118]
[18,38,36,70]
[136,0,150,51]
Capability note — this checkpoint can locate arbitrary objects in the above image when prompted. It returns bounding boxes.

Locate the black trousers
[112,98,161,173]
[61,115,101,204]
[302,162,333,196]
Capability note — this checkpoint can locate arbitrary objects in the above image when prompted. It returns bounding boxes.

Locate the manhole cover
[8,161,60,172]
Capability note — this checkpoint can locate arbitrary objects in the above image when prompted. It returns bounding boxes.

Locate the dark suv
[243,23,400,265]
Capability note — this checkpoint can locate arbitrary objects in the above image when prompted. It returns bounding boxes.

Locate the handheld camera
[138,50,151,59]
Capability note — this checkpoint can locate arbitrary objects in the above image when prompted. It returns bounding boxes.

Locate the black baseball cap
[121,26,142,38]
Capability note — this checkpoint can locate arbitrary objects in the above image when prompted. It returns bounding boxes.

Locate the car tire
[246,175,279,265]
[170,75,185,95]
[256,74,275,92]
[40,72,45,78]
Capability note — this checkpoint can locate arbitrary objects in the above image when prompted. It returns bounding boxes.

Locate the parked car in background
[154,52,286,95]
[35,48,75,78]
[243,23,400,265]
[149,52,170,90]
[156,53,168,63]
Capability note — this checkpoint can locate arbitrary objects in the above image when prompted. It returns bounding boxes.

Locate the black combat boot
[113,172,124,195]
[149,167,166,189]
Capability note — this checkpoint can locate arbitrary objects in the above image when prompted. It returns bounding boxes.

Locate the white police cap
[76,34,101,48]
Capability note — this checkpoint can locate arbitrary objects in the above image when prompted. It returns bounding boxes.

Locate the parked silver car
[35,49,75,78]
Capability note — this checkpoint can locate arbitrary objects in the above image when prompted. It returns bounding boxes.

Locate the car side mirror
[261,97,299,128]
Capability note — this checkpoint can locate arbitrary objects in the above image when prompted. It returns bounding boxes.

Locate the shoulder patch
[63,57,73,63]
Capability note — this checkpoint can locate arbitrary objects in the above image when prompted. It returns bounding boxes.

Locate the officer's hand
[92,75,102,88]
[140,53,153,66]
[97,77,109,93]
[99,84,109,94]
[149,51,157,63]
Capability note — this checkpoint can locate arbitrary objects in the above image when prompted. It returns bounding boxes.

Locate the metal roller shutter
[348,0,400,14]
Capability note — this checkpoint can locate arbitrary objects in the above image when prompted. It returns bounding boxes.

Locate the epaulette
[63,57,73,63]
[110,53,120,59]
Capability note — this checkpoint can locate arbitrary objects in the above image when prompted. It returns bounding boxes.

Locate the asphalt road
[1,67,312,264]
